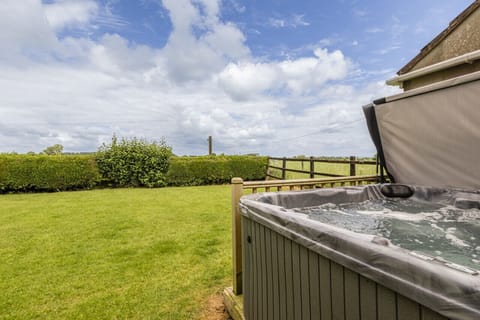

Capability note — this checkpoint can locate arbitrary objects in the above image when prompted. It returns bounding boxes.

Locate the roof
[398,0,480,75]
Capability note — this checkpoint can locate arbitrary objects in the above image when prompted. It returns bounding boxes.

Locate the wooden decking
[223,287,244,320]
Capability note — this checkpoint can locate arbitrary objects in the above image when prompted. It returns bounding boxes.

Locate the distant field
[268,158,377,179]
[0,186,231,319]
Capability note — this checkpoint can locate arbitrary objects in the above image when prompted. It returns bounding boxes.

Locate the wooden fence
[266,156,377,180]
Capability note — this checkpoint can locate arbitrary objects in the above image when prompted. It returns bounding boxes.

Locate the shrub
[0,154,100,193]
[166,155,268,186]
[96,136,172,188]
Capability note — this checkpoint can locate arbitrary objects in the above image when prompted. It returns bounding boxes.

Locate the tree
[42,144,64,155]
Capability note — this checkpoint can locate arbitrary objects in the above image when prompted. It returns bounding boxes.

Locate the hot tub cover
[240,185,480,320]
[364,71,480,190]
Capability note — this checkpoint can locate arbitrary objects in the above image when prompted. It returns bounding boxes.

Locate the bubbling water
[294,199,480,270]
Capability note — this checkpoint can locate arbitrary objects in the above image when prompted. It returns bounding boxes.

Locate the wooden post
[309,157,314,179]
[282,157,286,180]
[265,157,270,180]
[350,156,356,176]
[231,177,244,295]
[208,136,213,155]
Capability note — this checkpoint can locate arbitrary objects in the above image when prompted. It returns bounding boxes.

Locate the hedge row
[166,155,268,186]
[0,154,268,193]
[0,155,100,193]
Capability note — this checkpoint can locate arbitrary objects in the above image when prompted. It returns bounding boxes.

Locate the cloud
[279,49,349,93]
[353,9,368,17]
[88,34,158,74]
[375,45,401,55]
[44,0,98,31]
[268,18,286,28]
[365,27,384,33]
[0,0,57,62]
[161,0,250,82]
[226,0,245,14]
[218,48,350,99]
[0,0,396,156]
[268,13,310,28]
[218,62,280,100]
[292,14,310,27]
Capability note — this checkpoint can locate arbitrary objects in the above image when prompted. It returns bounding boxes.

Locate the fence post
[265,157,270,180]
[231,177,244,295]
[309,157,314,178]
[350,156,356,176]
[282,157,286,180]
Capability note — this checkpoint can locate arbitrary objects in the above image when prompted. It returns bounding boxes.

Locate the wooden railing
[230,175,379,295]
[267,156,377,179]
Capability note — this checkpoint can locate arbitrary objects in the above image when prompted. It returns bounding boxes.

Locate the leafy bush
[96,136,173,188]
[166,155,268,186]
[42,144,64,155]
[0,154,100,193]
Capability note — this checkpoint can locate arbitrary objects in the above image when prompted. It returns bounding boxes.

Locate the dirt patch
[198,292,232,320]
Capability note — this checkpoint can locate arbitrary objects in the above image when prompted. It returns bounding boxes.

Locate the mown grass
[0,186,231,319]
[268,158,377,179]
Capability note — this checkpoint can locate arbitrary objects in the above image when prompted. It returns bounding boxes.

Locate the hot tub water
[294,198,480,270]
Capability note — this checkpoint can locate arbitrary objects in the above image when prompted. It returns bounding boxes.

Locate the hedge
[166,155,268,186]
[96,136,172,188]
[0,154,268,193]
[0,154,100,193]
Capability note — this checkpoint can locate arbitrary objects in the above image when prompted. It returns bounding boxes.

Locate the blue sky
[0,0,473,156]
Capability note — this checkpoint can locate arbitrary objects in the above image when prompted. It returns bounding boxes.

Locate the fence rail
[230,174,379,296]
[267,156,377,180]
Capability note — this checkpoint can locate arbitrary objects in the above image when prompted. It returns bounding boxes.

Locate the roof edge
[398,1,480,75]
[387,49,480,86]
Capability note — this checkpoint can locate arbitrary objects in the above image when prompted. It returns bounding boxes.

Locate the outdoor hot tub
[240,185,480,320]
[239,72,480,320]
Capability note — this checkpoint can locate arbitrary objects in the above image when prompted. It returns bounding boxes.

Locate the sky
[0,0,474,156]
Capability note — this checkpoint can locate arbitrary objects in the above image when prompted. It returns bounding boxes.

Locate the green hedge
[96,136,172,188]
[0,155,100,193]
[0,154,267,193]
[166,155,268,186]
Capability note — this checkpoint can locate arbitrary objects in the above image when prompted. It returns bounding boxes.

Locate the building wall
[404,8,480,90]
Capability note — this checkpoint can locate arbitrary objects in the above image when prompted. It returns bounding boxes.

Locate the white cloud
[218,63,280,100]
[268,13,310,28]
[353,9,368,17]
[268,18,286,28]
[375,45,401,55]
[88,34,158,74]
[203,23,250,60]
[292,14,310,27]
[365,27,384,33]
[218,48,350,99]
[280,49,349,93]
[161,0,250,82]
[0,0,57,62]
[162,0,199,33]
[226,0,246,14]
[44,0,98,31]
[0,0,396,156]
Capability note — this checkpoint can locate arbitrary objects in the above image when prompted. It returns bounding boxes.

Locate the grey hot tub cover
[363,71,480,190]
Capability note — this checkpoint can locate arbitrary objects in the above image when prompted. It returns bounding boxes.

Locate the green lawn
[0,186,231,319]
